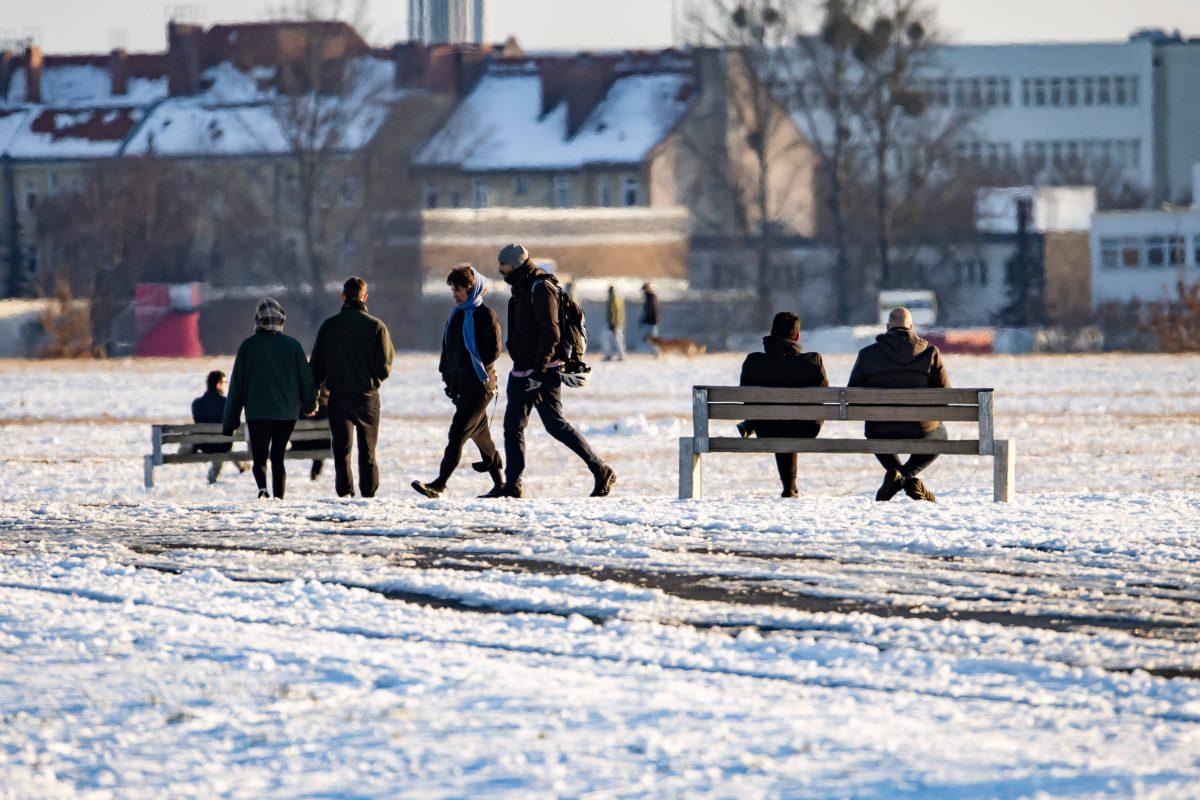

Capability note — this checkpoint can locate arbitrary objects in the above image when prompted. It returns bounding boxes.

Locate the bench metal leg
[144,455,155,489]
[993,439,1014,502]
[679,437,702,499]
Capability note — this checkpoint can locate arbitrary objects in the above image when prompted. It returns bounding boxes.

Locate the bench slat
[157,420,330,435]
[706,437,982,455]
[702,387,987,405]
[161,449,333,465]
[707,405,981,423]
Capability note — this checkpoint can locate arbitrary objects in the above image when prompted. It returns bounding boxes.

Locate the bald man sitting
[847,307,951,502]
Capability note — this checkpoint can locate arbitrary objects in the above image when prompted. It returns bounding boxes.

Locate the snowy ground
[1,352,1199,799]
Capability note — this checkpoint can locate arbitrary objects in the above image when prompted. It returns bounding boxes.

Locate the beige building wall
[1043,230,1093,325]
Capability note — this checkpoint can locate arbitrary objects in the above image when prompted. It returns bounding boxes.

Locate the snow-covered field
[1,352,1198,799]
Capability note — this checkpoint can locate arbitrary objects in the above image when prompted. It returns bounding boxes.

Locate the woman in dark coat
[223,298,318,499]
[412,265,503,499]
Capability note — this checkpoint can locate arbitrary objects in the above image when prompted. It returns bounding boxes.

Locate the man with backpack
[487,243,616,499]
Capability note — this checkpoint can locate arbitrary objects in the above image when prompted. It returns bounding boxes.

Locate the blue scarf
[443,268,489,384]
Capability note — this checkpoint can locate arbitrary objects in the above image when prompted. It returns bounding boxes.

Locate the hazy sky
[5,0,1200,53]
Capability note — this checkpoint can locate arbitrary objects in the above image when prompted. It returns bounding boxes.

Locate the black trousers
[872,424,948,477]
[437,388,499,485]
[328,392,381,498]
[247,419,296,498]
[773,453,797,494]
[503,371,603,486]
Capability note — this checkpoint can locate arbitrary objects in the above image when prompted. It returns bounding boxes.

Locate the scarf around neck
[444,268,489,384]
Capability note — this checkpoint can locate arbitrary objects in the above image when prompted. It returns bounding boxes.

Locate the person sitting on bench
[848,307,951,503]
[183,370,247,484]
[738,311,829,498]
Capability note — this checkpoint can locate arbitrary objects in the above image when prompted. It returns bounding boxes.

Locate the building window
[340,177,357,207]
[1169,235,1186,266]
[1192,235,1200,267]
[1098,76,1111,105]
[1050,78,1062,106]
[449,186,462,209]
[623,176,639,206]
[597,176,612,207]
[472,178,490,209]
[1021,78,1030,106]
[423,181,438,209]
[1034,78,1046,106]
[283,173,299,208]
[1146,236,1166,267]
[69,175,84,195]
[954,259,988,285]
[22,178,37,210]
[935,78,950,107]
[1114,76,1128,105]
[1001,77,1012,106]
[1082,77,1095,105]
[1121,238,1142,268]
[1099,238,1120,269]
[47,172,59,195]
[1129,76,1140,106]
[1065,77,1078,106]
[553,175,572,208]
[513,175,530,196]
[968,77,982,107]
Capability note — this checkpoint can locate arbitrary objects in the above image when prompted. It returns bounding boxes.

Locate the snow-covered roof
[121,57,399,157]
[4,65,168,108]
[412,68,696,171]
[0,107,146,160]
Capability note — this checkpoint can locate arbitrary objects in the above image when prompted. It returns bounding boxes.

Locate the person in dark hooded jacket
[412,265,504,499]
[738,312,829,497]
[488,243,616,499]
[848,307,950,503]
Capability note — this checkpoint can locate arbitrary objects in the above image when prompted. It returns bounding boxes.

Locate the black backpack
[532,276,588,363]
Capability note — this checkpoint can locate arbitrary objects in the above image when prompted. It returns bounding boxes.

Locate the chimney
[109,48,129,95]
[24,43,42,104]
[167,21,203,96]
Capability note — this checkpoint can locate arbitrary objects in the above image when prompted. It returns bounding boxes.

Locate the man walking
[604,285,625,361]
[738,312,828,497]
[848,307,951,503]
[639,282,659,350]
[488,243,616,498]
[310,276,394,498]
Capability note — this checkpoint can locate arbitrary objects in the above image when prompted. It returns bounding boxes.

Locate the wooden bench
[679,386,1014,501]
[144,419,333,488]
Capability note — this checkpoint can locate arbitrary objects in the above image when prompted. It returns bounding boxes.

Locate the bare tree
[33,156,204,350]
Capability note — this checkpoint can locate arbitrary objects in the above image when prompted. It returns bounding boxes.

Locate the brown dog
[646,335,707,357]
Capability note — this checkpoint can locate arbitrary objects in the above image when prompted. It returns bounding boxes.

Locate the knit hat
[498,243,529,268]
[254,297,286,332]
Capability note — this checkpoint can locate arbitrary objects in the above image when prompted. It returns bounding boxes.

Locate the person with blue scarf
[412,265,504,498]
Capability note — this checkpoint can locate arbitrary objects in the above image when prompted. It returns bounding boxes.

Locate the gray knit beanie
[498,243,529,268]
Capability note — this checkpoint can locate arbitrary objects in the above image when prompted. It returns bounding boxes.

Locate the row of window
[953,138,1143,172]
[951,259,990,286]
[1097,235,1200,269]
[21,173,87,211]
[798,73,1142,111]
[423,174,641,210]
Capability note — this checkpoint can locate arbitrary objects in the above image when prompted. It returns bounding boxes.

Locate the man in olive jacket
[490,243,615,498]
[738,312,828,497]
[848,307,950,503]
[310,276,395,498]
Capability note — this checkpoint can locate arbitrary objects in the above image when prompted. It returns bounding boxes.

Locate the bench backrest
[693,386,995,455]
[151,419,331,454]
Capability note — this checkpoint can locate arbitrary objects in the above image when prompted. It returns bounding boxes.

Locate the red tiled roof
[29,108,139,142]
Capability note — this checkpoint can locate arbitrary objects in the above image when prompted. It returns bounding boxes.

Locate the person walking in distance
[310,276,395,498]
[848,307,951,503]
[412,265,504,499]
[222,299,318,499]
[738,312,829,497]
[604,285,626,361]
[488,243,616,498]
[639,282,659,351]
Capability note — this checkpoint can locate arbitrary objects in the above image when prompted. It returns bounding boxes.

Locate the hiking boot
[411,479,444,499]
[479,482,522,499]
[875,469,905,502]
[781,487,798,498]
[590,465,617,497]
[257,488,270,500]
[736,422,753,439]
[904,476,937,503]
[310,461,323,481]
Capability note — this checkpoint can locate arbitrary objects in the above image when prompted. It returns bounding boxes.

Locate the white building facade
[932,41,1156,191]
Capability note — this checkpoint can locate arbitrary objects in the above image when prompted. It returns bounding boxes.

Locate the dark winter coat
[440,304,502,395]
[847,327,952,438]
[310,300,395,395]
[504,263,560,373]
[739,336,829,438]
[191,389,232,453]
[640,290,659,325]
[223,330,318,435]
